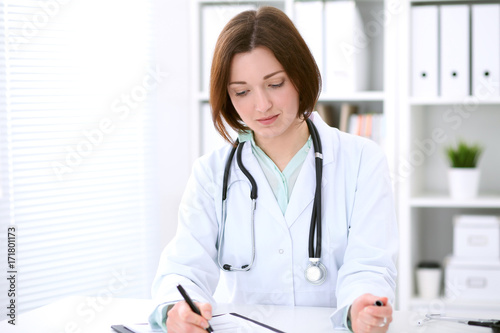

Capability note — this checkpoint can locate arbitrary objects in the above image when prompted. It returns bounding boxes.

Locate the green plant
[445,140,483,168]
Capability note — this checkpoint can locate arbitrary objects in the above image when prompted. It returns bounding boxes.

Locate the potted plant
[445,140,483,200]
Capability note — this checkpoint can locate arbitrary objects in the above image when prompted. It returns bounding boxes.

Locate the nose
[254,88,272,113]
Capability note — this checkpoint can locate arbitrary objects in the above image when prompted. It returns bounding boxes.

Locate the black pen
[374,300,384,306]
[177,284,214,333]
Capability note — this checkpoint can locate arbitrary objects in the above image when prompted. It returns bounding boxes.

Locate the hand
[350,294,393,333]
[166,301,213,333]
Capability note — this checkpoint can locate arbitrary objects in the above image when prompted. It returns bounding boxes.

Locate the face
[227,46,301,144]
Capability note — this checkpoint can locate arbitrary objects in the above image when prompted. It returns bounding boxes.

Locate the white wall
[152,0,193,251]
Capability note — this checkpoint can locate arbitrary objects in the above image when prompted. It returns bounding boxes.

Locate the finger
[168,318,209,333]
[365,303,393,318]
[196,302,213,320]
[358,308,393,329]
[177,302,211,330]
[377,297,389,306]
[356,294,389,309]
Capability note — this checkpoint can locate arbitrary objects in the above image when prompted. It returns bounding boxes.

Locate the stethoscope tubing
[218,142,257,272]
[218,118,324,276]
[306,118,323,259]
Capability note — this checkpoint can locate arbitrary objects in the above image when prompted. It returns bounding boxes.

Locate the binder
[324,1,367,94]
[411,6,438,97]
[316,103,339,128]
[440,5,470,97]
[294,1,324,88]
[472,4,500,97]
[201,4,255,93]
[339,103,357,132]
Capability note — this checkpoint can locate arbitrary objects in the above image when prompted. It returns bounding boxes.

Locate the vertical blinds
[0,0,160,313]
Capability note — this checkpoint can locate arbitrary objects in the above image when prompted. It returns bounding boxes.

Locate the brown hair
[209,6,322,144]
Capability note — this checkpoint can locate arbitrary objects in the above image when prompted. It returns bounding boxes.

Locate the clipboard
[111,312,285,332]
[227,312,286,332]
[111,323,162,333]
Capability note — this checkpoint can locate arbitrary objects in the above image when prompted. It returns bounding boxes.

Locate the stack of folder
[411,4,500,98]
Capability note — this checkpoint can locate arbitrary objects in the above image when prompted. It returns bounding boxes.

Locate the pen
[374,300,384,306]
[177,284,214,333]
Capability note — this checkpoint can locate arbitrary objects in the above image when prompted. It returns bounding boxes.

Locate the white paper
[210,313,282,332]
[124,323,163,332]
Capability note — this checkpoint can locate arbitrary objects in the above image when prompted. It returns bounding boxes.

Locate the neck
[255,119,310,172]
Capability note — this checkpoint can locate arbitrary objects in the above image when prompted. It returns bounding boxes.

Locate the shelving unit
[397,0,500,313]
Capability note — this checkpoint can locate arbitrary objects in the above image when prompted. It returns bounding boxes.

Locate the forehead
[229,46,284,80]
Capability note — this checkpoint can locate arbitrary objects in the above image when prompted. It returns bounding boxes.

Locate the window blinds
[0,0,160,313]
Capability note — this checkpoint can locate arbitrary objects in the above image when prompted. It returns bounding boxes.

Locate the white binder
[201,4,255,94]
[440,5,470,97]
[324,1,367,94]
[411,6,438,97]
[472,4,500,97]
[294,1,324,90]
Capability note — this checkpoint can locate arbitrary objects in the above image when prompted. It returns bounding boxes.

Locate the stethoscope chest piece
[305,258,327,285]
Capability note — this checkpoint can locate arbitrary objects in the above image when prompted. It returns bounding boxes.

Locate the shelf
[318,91,385,102]
[197,0,283,4]
[410,193,500,208]
[411,0,500,5]
[410,297,500,312]
[197,91,386,103]
[198,92,209,102]
[409,96,500,106]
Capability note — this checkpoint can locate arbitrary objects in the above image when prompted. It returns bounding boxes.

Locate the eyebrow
[228,70,285,86]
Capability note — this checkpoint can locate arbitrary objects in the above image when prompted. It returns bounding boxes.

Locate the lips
[257,114,279,125]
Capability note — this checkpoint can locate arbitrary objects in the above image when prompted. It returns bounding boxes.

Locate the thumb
[355,294,387,308]
[198,303,213,320]
[377,297,389,306]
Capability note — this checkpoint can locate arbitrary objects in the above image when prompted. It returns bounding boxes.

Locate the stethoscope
[418,314,500,332]
[217,118,327,285]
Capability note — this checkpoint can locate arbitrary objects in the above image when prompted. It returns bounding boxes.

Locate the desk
[0,296,494,333]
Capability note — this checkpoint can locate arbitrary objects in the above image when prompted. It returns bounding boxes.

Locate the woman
[150,6,398,333]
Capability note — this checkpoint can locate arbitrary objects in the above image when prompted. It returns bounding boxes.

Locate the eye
[269,81,284,89]
[235,90,248,97]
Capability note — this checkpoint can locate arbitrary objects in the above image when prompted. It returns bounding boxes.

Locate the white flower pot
[448,168,480,200]
[417,268,442,300]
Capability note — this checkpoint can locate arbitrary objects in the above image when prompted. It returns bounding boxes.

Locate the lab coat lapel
[285,114,334,228]
[285,149,316,228]
[231,142,286,226]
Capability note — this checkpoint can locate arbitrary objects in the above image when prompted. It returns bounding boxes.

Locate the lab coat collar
[226,112,336,229]
[230,141,287,228]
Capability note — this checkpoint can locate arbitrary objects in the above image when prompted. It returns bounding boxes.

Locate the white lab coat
[151,113,398,328]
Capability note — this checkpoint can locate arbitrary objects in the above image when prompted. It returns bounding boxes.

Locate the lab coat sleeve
[330,139,398,328]
[150,156,222,327]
